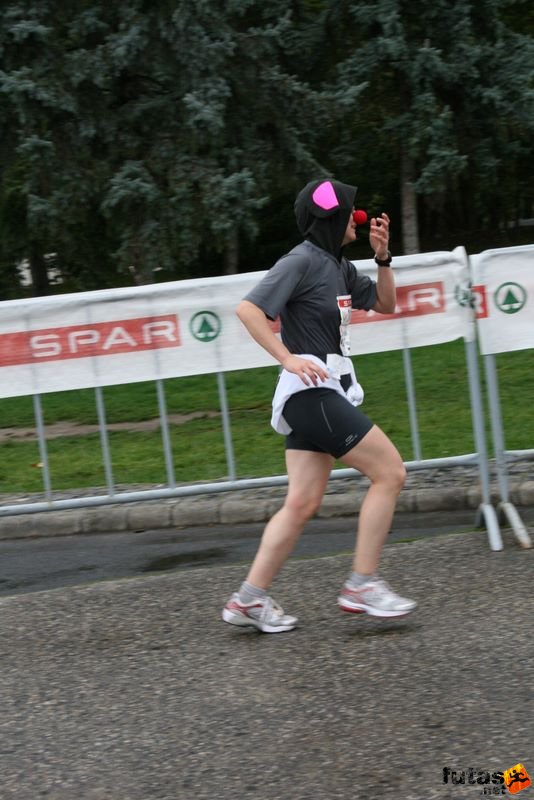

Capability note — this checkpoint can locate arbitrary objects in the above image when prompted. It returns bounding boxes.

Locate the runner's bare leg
[339,425,406,575]
[246,450,334,589]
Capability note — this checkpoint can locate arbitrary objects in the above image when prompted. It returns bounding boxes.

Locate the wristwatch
[374,251,392,267]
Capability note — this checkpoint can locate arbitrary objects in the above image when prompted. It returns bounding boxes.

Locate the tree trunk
[224,229,239,274]
[400,151,420,255]
[128,234,153,285]
[29,246,50,296]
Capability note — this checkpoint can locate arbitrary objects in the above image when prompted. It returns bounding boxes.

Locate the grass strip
[0,342,531,494]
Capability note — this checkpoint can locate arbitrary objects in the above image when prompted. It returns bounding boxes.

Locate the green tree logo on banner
[189,311,222,342]
[494,283,527,314]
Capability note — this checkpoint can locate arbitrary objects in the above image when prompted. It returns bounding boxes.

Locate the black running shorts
[282,388,374,459]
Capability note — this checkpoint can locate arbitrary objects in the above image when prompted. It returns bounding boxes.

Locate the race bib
[337,294,352,356]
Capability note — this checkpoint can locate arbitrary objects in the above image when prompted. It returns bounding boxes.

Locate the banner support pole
[483,354,531,548]
[217,372,236,482]
[464,337,502,550]
[32,394,53,503]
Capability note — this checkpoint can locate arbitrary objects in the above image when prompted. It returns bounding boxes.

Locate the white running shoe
[338,578,417,618]
[222,593,298,633]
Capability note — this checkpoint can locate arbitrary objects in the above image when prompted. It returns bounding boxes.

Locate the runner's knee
[380,460,406,493]
[284,491,322,522]
[364,456,406,493]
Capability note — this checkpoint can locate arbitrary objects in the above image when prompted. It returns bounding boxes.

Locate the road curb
[0,479,532,541]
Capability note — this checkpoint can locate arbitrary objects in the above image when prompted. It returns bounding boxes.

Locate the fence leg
[33,394,53,503]
[464,338,503,551]
[483,354,532,548]
[217,372,236,482]
[402,348,422,462]
[95,387,115,497]
[156,379,176,489]
[498,502,532,549]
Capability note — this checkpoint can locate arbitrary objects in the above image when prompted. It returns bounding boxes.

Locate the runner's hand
[370,212,390,259]
[282,355,329,386]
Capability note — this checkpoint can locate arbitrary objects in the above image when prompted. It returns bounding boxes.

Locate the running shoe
[222,593,298,633]
[337,578,417,618]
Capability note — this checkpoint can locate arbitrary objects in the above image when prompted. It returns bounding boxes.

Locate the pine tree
[321,0,534,253]
[1,0,532,294]
[1,1,333,290]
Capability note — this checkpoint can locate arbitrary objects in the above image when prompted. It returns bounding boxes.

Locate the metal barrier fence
[483,353,532,548]
[471,246,534,549]
[0,350,499,545]
[0,245,532,552]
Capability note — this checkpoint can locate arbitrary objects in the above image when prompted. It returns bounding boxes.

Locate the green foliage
[329,0,534,246]
[0,0,533,294]
[0,0,333,288]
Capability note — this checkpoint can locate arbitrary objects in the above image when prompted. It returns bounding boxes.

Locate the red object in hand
[352,209,368,225]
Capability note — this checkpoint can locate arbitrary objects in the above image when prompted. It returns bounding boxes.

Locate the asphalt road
[2,527,533,800]
[1,507,524,597]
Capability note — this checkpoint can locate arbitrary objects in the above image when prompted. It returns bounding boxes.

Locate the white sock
[238,581,267,604]
[347,571,376,589]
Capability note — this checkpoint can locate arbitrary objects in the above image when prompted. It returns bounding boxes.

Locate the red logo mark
[472,284,488,319]
[351,281,446,323]
[0,315,181,367]
[267,282,447,333]
[337,295,352,309]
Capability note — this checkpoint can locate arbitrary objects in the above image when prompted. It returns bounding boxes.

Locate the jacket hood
[294,178,357,259]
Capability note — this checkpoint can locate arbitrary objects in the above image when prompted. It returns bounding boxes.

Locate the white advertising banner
[0,247,471,398]
[471,245,534,355]
[347,246,472,355]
